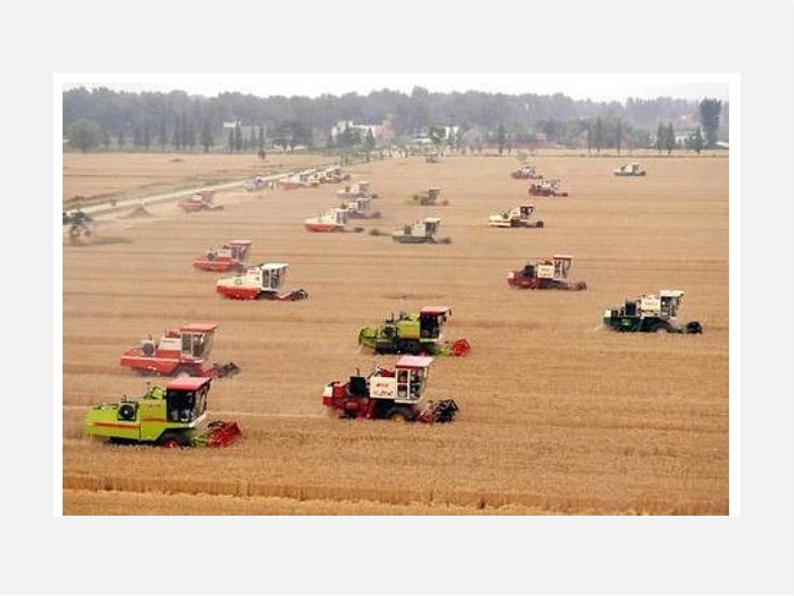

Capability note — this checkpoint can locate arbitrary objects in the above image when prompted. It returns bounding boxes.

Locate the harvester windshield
[165,379,209,422]
[181,332,214,358]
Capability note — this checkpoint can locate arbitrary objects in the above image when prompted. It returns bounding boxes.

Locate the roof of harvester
[229,239,252,246]
[166,376,212,391]
[181,323,220,333]
[396,355,434,369]
[420,306,451,316]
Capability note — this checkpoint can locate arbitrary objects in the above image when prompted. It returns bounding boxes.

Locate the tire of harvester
[387,405,416,423]
[159,432,186,448]
[654,322,671,333]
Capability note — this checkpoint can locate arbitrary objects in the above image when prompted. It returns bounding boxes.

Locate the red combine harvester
[322,356,459,423]
[178,191,222,212]
[193,240,252,272]
[507,254,587,290]
[216,263,308,301]
[120,323,240,378]
[529,179,569,197]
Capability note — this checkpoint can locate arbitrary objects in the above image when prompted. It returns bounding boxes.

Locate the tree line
[63,86,725,153]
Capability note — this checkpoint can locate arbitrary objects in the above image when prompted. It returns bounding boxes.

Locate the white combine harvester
[488,204,543,228]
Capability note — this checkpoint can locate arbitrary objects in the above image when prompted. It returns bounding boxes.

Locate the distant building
[331,120,382,141]
[223,120,263,140]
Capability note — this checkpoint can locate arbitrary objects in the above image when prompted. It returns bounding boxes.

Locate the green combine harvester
[602,290,702,334]
[357,306,470,356]
[83,377,241,448]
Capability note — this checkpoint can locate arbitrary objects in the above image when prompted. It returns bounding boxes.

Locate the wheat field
[62,152,729,515]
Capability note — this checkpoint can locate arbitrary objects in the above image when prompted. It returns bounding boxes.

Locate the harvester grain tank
[119,323,240,378]
[322,356,459,423]
[507,254,587,290]
[215,262,308,301]
[84,377,241,447]
[488,204,544,228]
[193,240,252,272]
[391,217,450,244]
[613,163,646,176]
[528,179,569,197]
[358,306,471,356]
[602,290,702,333]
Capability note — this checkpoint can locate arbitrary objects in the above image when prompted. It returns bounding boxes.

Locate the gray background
[1,1,792,594]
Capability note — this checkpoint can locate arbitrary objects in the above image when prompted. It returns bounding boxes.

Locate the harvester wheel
[159,432,186,448]
[387,406,415,423]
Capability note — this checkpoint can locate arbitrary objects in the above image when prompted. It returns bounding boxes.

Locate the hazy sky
[63,74,730,102]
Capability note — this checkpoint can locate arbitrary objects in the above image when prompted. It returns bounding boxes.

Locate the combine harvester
[245,176,269,191]
[340,195,381,219]
[84,377,241,448]
[216,262,308,301]
[193,240,252,272]
[391,218,450,244]
[322,356,459,423]
[409,187,447,206]
[613,162,646,176]
[63,209,97,245]
[304,208,363,233]
[511,164,543,179]
[507,254,587,290]
[358,306,471,357]
[178,191,222,212]
[120,323,240,378]
[603,290,702,333]
[488,204,544,228]
[528,179,569,197]
[336,181,377,201]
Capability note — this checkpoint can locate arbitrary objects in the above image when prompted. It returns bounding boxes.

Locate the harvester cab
[216,262,309,301]
[507,254,587,290]
[603,290,702,333]
[322,356,459,423]
[84,376,241,448]
[358,305,470,356]
[120,323,240,378]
